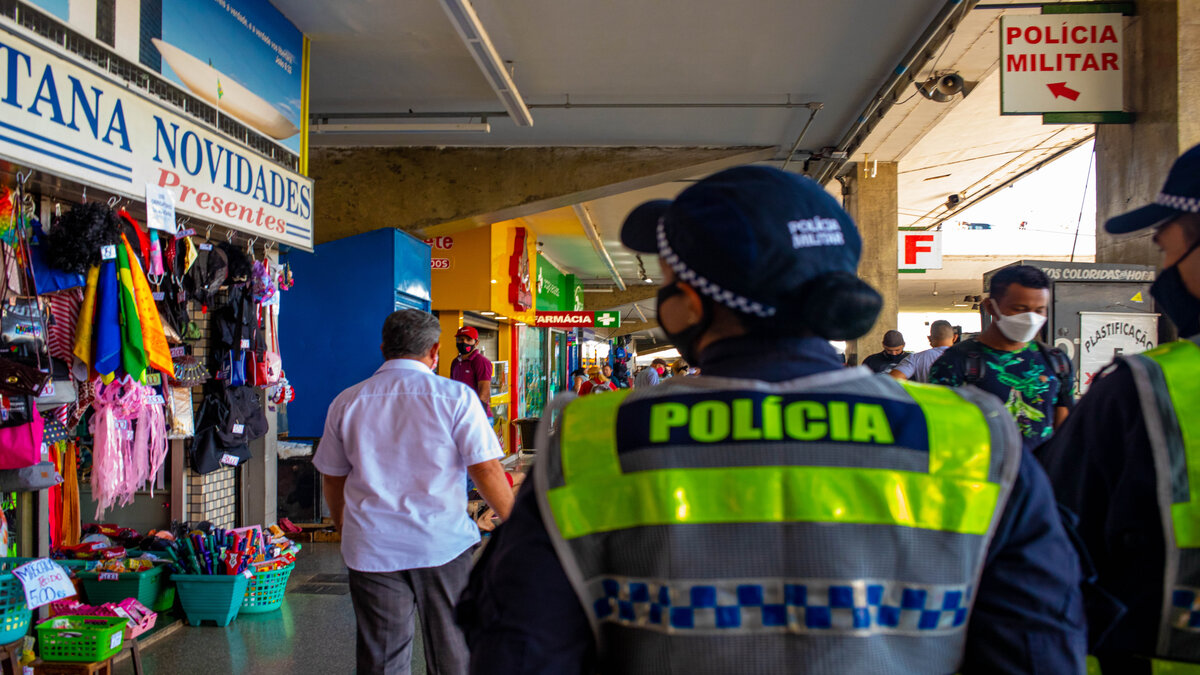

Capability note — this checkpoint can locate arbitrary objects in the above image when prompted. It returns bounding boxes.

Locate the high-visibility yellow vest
[1125,339,1200,666]
[533,368,1022,674]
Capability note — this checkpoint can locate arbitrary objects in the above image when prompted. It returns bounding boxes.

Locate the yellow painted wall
[430,227,492,311]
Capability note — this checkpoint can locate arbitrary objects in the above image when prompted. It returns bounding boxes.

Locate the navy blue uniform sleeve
[1037,364,1161,657]
[962,449,1087,674]
[458,486,594,675]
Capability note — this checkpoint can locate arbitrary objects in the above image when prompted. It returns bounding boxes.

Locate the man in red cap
[451,326,493,415]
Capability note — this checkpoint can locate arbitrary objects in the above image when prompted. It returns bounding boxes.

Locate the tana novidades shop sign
[0,27,314,248]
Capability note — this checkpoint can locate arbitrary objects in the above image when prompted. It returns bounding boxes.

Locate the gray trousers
[348,547,473,675]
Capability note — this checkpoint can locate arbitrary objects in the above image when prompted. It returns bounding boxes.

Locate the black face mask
[1152,237,1200,338]
[656,282,713,366]
[456,342,473,356]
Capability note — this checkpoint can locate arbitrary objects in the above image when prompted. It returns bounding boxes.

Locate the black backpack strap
[1034,341,1073,393]
[962,339,984,385]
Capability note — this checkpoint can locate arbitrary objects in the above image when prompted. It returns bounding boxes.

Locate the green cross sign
[594,311,621,328]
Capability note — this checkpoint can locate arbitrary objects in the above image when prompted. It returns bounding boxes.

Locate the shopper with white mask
[929,265,1075,453]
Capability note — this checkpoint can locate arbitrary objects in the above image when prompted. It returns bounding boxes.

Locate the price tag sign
[98,572,118,581]
[232,423,244,434]
[109,632,122,649]
[240,339,250,349]
[198,243,213,251]
[220,453,240,466]
[12,559,77,609]
[101,245,117,260]
[144,183,178,234]
[152,292,165,301]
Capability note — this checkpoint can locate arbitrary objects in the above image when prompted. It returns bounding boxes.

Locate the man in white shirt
[315,309,514,675]
[890,319,957,383]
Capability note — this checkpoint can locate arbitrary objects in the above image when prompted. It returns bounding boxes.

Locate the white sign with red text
[0,27,314,249]
[1000,14,1124,114]
[898,232,942,270]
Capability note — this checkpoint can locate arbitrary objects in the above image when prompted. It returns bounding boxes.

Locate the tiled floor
[138,542,428,674]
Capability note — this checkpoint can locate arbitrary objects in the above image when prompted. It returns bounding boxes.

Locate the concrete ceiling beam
[309,146,775,243]
[583,285,659,310]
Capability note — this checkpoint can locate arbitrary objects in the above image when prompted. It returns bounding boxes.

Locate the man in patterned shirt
[929,265,1074,453]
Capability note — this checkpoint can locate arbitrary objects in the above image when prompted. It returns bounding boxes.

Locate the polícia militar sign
[0,27,314,249]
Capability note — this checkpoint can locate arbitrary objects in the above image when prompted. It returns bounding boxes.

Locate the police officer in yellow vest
[459,166,1086,673]
[1039,144,1200,673]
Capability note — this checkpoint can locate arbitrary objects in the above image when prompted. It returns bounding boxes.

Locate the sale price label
[12,559,77,609]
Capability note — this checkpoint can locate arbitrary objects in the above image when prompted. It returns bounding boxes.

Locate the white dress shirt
[314,358,503,572]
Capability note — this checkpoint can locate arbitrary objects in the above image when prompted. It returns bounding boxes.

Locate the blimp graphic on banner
[153,39,298,141]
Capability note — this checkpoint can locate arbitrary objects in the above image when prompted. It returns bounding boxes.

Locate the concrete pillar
[1096,0,1199,267]
[842,162,900,365]
[309,146,774,243]
[1095,0,1199,340]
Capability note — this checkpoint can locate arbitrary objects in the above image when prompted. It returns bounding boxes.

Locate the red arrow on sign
[1047,82,1080,101]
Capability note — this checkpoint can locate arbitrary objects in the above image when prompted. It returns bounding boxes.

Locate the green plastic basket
[78,564,174,612]
[172,574,250,627]
[240,563,294,614]
[35,615,127,662]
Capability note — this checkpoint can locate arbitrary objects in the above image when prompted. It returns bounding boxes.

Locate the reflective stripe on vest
[590,575,973,635]
[547,382,998,540]
[1128,339,1200,662]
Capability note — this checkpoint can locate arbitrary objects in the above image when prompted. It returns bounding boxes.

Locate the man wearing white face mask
[929,265,1074,453]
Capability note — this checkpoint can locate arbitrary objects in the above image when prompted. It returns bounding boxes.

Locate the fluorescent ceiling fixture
[490,279,498,284]
[495,316,508,320]
[515,322,527,326]
[311,122,490,134]
[480,311,496,316]
[437,0,533,127]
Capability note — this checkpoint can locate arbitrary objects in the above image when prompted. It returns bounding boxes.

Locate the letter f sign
[899,233,942,269]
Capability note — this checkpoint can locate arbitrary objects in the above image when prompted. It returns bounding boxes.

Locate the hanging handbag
[0,230,51,397]
[256,307,282,387]
[189,394,250,474]
[35,358,76,411]
[0,461,62,492]
[0,300,47,351]
[0,357,50,397]
[0,399,43,470]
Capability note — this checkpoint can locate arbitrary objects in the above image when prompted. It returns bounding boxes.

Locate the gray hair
[381,309,441,359]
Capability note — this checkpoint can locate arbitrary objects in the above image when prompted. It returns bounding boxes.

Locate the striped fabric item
[46,288,84,363]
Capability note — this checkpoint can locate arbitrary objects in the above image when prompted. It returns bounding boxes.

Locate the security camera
[947,194,961,207]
